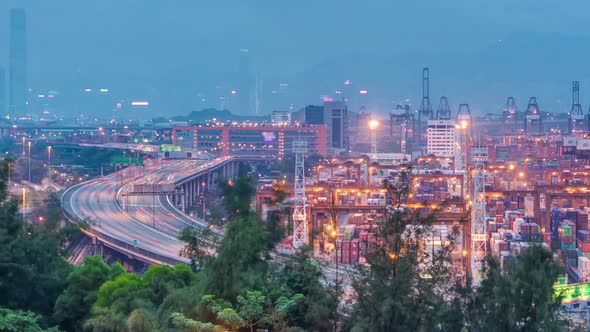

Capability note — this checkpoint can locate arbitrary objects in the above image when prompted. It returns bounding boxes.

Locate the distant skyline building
[172,124,328,159]
[9,8,27,118]
[304,105,324,125]
[236,49,252,116]
[324,100,349,151]
[355,106,371,147]
[426,119,456,157]
[271,110,291,125]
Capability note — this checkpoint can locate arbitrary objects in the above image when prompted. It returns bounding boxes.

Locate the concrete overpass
[61,156,240,266]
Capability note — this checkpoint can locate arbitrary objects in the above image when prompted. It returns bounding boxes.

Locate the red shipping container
[351,239,360,257]
[359,231,369,243]
[578,240,590,253]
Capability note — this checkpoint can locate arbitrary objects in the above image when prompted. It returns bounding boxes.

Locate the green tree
[237,291,266,332]
[86,264,196,329]
[143,264,197,304]
[83,307,127,332]
[53,257,109,330]
[178,227,216,272]
[93,273,147,312]
[126,308,158,332]
[345,205,461,332]
[0,160,72,317]
[200,295,245,330]
[265,182,288,246]
[282,254,339,331]
[0,308,60,332]
[216,308,245,331]
[11,157,46,184]
[158,287,201,322]
[200,213,270,300]
[53,257,124,332]
[220,177,253,219]
[199,292,303,332]
[170,312,222,332]
[464,245,567,332]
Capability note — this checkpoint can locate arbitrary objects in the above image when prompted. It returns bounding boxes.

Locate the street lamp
[462,249,468,282]
[329,228,339,331]
[330,230,338,273]
[27,141,31,183]
[21,136,25,157]
[7,161,11,188]
[22,187,26,221]
[47,146,52,181]
[509,164,516,190]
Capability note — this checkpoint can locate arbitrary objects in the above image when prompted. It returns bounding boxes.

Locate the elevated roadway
[61,156,236,266]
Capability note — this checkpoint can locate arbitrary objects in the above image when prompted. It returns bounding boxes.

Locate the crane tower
[569,81,585,134]
[390,104,411,154]
[524,97,542,135]
[436,96,452,120]
[417,68,434,153]
[504,97,518,125]
[470,146,488,285]
[292,139,308,249]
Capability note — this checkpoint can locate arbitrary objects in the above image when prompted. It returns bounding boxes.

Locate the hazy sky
[0,1,589,116]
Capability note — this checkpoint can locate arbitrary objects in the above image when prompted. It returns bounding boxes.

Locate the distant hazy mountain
[289,32,590,117]
[167,108,270,124]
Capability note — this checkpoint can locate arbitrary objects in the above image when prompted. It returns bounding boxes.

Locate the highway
[62,157,231,265]
[62,154,353,295]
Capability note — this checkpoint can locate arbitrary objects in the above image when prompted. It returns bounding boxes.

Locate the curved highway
[62,157,232,265]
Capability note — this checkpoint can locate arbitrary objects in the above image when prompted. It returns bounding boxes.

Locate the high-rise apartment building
[426,119,456,157]
[9,8,27,118]
[271,110,291,125]
[324,101,349,151]
[236,49,252,116]
[304,105,324,125]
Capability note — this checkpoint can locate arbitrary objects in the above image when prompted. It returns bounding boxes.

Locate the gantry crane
[569,81,585,135]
